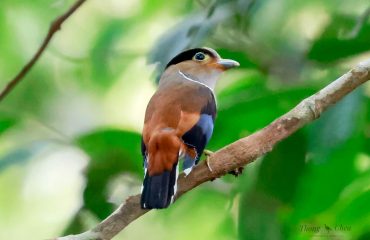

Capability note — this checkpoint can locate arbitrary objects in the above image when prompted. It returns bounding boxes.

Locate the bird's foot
[203,149,214,172]
[229,167,244,177]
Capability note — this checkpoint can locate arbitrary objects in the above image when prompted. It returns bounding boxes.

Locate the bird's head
[161,47,239,90]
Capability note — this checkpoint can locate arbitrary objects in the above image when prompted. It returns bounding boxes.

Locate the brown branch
[55,59,370,240]
[0,0,87,102]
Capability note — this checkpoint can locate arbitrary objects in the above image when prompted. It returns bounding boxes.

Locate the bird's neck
[177,70,217,91]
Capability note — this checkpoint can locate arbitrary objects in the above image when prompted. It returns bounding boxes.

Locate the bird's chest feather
[142,82,212,144]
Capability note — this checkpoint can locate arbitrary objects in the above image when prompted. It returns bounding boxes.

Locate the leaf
[359,231,370,240]
[338,190,370,224]
[148,1,235,82]
[209,78,316,150]
[64,129,142,234]
[238,132,306,240]
[90,20,129,89]
[291,89,367,221]
[238,189,283,240]
[141,0,195,16]
[256,131,307,203]
[0,140,52,172]
[78,129,142,217]
[160,188,237,240]
[308,14,370,62]
[0,114,17,136]
[364,97,370,155]
[216,48,257,69]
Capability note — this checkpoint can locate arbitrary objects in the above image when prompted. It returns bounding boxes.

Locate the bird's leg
[182,144,198,176]
[203,149,214,172]
[203,149,243,176]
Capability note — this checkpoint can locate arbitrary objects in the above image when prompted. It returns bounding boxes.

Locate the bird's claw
[203,149,214,172]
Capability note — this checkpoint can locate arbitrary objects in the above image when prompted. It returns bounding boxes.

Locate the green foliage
[0,141,51,172]
[309,14,370,62]
[0,0,369,239]
[90,20,129,89]
[64,129,142,234]
[149,0,237,80]
[78,129,142,214]
[292,90,366,219]
[239,132,307,240]
[0,114,17,136]
[210,72,316,149]
[239,189,283,240]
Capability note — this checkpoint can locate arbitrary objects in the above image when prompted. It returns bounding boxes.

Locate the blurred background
[0,0,370,239]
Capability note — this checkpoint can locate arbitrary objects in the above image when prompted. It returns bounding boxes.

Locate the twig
[55,59,370,240]
[0,0,87,102]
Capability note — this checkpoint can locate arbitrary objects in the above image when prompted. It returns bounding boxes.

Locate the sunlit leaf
[308,14,370,62]
[78,129,141,215]
[64,129,142,234]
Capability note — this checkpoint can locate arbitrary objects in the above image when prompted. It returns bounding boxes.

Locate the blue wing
[181,96,216,172]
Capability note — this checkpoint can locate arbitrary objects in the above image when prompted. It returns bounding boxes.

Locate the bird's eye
[193,52,206,61]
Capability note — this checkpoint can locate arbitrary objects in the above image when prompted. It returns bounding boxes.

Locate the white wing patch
[170,162,180,204]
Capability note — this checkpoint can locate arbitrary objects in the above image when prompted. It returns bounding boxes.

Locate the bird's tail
[141,130,181,209]
[141,161,179,209]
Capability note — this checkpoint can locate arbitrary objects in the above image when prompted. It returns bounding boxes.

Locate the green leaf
[216,48,257,69]
[64,129,142,234]
[90,20,129,89]
[337,190,370,224]
[148,2,235,82]
[308,14,370,62]
[291,89,367,221]
[256,131,307,204]
[141,0,195,16]
[238,132,306,240]
[78,129,142,217]
[209,77,316,150]
[359,231,370,240]
[364,97,370,155]
[0,114,17,136]
[160,188,237,240]
[238,189,283,240]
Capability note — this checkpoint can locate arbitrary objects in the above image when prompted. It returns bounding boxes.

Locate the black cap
[165,48,218,69]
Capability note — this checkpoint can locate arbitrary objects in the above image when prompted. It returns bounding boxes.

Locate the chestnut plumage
[140,47,239,209]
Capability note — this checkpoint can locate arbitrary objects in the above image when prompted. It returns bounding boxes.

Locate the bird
[140,47,239,209]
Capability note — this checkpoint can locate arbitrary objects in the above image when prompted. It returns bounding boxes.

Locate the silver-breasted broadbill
[140,47,239,209]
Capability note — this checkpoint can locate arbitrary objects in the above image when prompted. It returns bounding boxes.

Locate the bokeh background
[1,0,370,239]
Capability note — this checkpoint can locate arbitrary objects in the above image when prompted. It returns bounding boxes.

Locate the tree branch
[55,59,370,240]
[0,0,87,102]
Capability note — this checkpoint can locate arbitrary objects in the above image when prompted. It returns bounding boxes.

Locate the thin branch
[55,59,370,240]
[0,0,87,102]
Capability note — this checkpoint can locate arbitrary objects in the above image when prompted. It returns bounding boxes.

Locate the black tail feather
[141,162,178,209]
